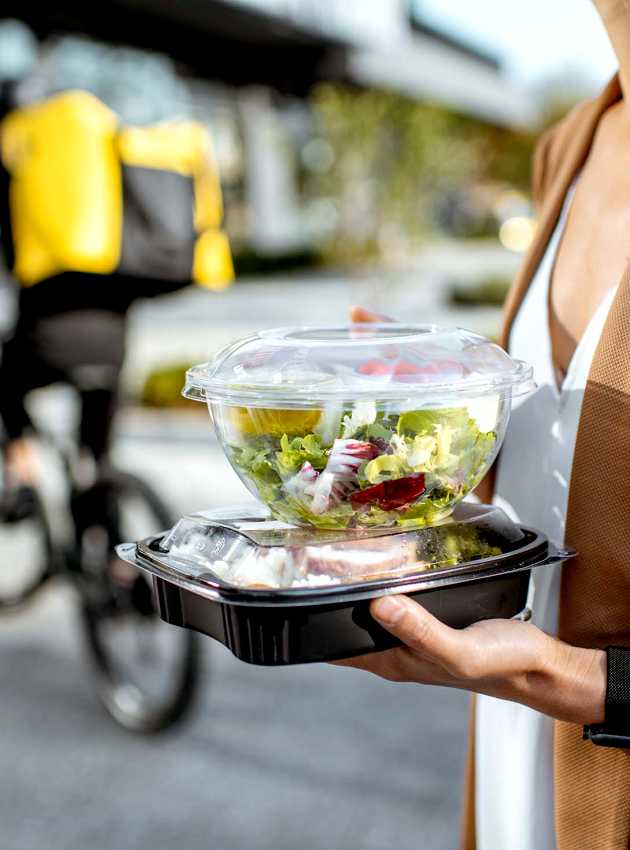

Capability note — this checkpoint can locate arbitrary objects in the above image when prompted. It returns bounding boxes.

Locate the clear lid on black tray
[152,502,527,591]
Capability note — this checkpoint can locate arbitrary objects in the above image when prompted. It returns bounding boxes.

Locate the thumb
[371,595,464,668]
[350,306,394,324]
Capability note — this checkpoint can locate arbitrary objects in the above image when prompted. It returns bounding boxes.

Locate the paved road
[0,255,515,850]
[1,428,471,850]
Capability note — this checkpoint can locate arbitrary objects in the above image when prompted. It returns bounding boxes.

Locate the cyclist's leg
[0,321,60,487]
[32,309,126,464]
[0,335,34,444]
[74,381,122,540]
[67,312,126,536]
[78,382,120,464]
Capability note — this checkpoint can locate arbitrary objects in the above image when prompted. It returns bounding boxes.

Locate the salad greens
[416,524,503,569]
[227,403,496,530]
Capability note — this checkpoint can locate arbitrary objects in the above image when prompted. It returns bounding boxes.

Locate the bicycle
[0,425,202,733]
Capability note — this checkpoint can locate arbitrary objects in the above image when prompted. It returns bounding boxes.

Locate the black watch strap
[584,646,630,749]
[606,647,630,726]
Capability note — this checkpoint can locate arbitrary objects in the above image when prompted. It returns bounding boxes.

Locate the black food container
[117,503,573,666]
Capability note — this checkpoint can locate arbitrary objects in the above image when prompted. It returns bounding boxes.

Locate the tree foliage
[306,84,538,265]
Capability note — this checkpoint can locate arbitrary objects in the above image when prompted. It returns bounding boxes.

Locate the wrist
[502,634,606,724]
[546,642,607,724]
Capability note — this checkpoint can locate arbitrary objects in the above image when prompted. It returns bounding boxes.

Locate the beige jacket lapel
[463,74,626,850]
[473,75,623,505]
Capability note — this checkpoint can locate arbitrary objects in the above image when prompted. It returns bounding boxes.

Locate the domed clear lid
[183,324,534,408]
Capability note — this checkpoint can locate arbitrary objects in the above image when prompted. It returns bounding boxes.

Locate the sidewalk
[0,244,514,850]
[1,417,470,850]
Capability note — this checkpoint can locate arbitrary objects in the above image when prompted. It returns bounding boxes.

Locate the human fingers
[350,306,395,323]
[331,645,456,685]
[372,596,557,684]
[370,596,475,679]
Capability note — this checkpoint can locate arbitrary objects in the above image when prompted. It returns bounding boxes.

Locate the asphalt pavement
[0,258,515,850]
[1,428,471,850]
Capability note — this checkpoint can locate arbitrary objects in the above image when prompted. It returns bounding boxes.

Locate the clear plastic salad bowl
[183,325,534,530]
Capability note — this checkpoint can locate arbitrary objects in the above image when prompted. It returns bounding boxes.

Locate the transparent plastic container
[183,324,534,530]
[156,502,526,590]
[116,503,573,665]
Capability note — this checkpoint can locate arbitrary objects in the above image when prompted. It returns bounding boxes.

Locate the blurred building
[228,0,537,127]
[0,1,537,256]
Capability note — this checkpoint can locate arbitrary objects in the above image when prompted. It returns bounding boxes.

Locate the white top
[475,186,619,850]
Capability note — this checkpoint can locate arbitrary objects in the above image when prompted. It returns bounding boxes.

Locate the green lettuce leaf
[231,444,283,502]
[395,500,452,528]
[362,453,406,484]
[273,494,355,529]
[350,414,398,443]
[462,430,496,488]
[397,407,470,437]
[275,433,328,476]
[440,528,502,567]
[356,506,398,527]
[396,407,496,492]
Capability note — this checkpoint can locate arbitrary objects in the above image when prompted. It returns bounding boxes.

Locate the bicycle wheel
[0,486,54,610]
[76,470,202,733]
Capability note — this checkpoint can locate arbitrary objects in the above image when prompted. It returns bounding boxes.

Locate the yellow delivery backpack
[0,90,233,291]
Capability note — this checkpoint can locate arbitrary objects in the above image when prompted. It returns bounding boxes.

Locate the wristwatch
[583,647,630,748]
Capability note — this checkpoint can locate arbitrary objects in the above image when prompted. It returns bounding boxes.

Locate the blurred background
[0,3,617,849]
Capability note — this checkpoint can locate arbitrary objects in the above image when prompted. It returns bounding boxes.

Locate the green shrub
[449,276,511,307]
[232,248,320,277]
[139,363,197,409]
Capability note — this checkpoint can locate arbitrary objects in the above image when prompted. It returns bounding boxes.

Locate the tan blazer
[463,74,630,850]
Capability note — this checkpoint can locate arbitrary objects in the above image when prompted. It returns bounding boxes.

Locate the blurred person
[342,2,630,849]
[0,86,232,489]
[0,80,120,482]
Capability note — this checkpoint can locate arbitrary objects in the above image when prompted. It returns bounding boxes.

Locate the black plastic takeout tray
[117,508,574,666]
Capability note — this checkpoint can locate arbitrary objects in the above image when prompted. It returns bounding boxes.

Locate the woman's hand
[347,306,604,721]
[350,306,393,324]
[336,595,607,725]
[5,436,36,486]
